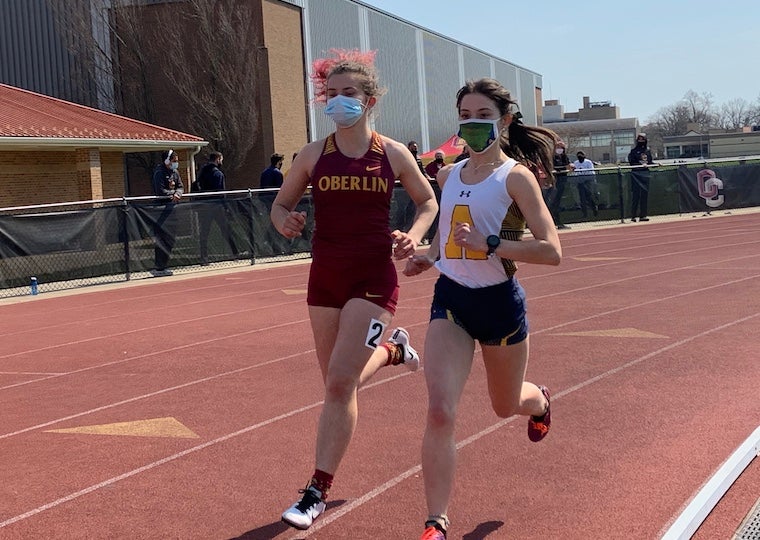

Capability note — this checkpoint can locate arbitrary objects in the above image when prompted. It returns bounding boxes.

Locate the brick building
[1,0,544,195]
[0,83,206,209]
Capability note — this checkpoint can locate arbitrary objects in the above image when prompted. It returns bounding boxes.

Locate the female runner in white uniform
[404,77,562,540]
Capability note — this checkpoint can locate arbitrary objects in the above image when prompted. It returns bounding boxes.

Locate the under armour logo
[459,190,471,197]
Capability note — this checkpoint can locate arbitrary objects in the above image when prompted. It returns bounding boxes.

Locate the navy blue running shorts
[430,273,529,345]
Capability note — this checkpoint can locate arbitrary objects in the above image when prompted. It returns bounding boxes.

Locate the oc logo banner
[696,169,724,208]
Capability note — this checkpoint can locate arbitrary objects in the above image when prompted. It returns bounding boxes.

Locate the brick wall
[102,152,127,199]
[0,151,79,207]
[262,0,308,169]
[0,149,134,209]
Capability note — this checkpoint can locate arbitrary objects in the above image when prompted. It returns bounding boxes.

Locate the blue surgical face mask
[170,162,179,171]
[457,119,500,154]
[324,95,365,127]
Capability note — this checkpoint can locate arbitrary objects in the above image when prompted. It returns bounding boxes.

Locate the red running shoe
[420,525,446,540]
[528,385,551,442]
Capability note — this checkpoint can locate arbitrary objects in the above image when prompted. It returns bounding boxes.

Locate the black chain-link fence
[0,191,314,298]
[546,158,760,226]
[2,158,759,299]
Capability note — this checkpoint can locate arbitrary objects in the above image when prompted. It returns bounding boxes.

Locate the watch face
[487,235,500,248]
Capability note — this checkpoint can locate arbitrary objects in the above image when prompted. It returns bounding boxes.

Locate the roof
[420,134,466,160]
[664,130,760,143]
[544,117,639,132]
[0,83,206,151]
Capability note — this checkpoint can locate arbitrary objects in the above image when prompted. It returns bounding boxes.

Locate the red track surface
[1,213,759,540]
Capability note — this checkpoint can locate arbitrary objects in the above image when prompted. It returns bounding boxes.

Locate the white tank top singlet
[435,158,526,288]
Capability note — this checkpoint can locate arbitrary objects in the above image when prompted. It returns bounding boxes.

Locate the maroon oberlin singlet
[310,131,396,260]
[306,132,399,313]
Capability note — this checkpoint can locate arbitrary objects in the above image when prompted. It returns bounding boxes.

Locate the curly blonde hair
[310,48,386,103]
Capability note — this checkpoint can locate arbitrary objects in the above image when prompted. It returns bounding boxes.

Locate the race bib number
[365,318,387,350]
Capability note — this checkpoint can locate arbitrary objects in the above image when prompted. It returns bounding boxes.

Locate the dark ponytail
[504,121,557,187]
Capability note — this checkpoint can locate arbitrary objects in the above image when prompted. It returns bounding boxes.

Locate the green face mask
[457,119,500,153]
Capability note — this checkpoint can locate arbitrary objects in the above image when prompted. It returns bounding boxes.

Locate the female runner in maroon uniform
[271,49,438,531]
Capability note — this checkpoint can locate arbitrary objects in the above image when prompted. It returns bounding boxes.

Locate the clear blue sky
[360,0,760,124]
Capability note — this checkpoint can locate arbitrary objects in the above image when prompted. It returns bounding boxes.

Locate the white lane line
[0,372,66,376]
[2,313,756,531]
[0,400,324,529]
[296,311,760,537]
[0,316,310,391]
[0,347,312,440]
[0,299,305,360]
[2,269,758,440]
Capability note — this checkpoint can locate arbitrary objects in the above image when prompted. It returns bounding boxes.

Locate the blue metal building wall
[302,0,542,150]
[0,0,97,107]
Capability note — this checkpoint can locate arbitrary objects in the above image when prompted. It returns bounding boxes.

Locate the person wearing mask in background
[260,153,285,190]
[151,149,183,277]
[571,151,598,219]
[628,133,654,222]
[425,150,446,180]
[408,140,433,180]
[260,153,287,255]
[272,49,438,531]
[547,140,573,229]
[196,151,239,265]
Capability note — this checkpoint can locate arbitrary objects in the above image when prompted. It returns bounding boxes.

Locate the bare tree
[650,90,717,137]
[47,0,119,111]
[747,94,760,127]
[651,102,692,136]
[682,90,716,130]
[717,98,754,130]
[49,0,261,179]
[137,0,260,175]
[546,123,588,153]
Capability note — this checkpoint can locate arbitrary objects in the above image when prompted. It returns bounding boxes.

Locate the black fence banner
[678,163,760,213]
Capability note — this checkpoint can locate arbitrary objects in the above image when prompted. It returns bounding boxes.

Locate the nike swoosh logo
[365,292,383,298]
[365,165,381,171]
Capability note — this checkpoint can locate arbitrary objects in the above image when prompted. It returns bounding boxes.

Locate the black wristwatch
[486,234,501,256]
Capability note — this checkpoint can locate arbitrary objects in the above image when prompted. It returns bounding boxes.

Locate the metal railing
[0,185,420,298]
[2,157,759,299]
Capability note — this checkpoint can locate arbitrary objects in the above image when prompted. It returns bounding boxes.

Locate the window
[614,131,635,146]
[590,132,612,146]
[682,144,703,157]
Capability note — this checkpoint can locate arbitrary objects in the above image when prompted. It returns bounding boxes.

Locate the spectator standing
[423,150,445,243]
[151,149,183,277]
[283,152,299,179]
[408,140,433,180]
[571,151,598,218]
[260,153,287,255]
[547,140,573,229]
[260,153,285,190]
[401,141,432,233]
[424,150,445,179]
[272,49,437,531]
[196,151,239,265]
[628,133,654,222]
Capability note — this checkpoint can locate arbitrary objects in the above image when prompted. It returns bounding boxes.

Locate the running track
[1,212,758,539]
